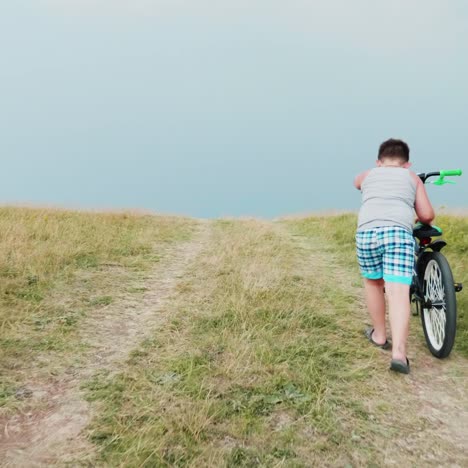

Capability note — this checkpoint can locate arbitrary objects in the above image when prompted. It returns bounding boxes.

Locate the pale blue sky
[1,1,467,217]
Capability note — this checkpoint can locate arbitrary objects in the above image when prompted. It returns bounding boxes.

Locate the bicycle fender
[427,240,447,252]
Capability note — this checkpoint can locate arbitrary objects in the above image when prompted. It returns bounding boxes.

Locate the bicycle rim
[423,260,446,351]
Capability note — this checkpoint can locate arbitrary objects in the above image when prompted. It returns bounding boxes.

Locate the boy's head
[377,138,410,167]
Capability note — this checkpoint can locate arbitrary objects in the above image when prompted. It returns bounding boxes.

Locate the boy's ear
[376,159,383,166]
[403,162,412,168]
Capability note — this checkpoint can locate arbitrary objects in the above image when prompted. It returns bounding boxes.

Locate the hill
[0,207,467,466]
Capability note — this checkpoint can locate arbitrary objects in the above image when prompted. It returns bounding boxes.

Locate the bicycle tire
[420,251,457,358]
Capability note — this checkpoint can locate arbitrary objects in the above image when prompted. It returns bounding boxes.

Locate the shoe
[365,328,391,350]
[390,358,410,374]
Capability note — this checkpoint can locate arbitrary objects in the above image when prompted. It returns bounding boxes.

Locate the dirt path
[284,225,468,467]
[0,222,212,467]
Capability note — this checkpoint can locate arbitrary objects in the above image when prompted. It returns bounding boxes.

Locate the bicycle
[411,169,463,358]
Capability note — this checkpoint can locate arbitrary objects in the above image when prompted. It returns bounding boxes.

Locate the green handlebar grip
[440,169,462,177]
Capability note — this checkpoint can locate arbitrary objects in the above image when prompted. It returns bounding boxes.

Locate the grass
[84,219,385,467]
[2,208,467,465]
[0,207,195,409]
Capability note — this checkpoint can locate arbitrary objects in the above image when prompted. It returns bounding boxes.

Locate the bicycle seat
[413,223,443,239]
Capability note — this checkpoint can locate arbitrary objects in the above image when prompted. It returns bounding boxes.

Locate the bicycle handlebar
[418,169,462,185]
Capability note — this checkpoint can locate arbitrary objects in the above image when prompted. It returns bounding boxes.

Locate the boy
[354,138,434,374]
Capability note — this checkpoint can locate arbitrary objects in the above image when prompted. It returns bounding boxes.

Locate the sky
[1,0,467,218]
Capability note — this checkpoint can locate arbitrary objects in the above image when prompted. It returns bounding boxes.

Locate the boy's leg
[385,282,410,361]
[356,229,386,343]
[363,278,386,344]
[380,227,415,362]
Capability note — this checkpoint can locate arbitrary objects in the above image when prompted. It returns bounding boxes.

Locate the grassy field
[1,208,467,466]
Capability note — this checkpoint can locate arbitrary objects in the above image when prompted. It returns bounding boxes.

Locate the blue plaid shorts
[356,226,415,285]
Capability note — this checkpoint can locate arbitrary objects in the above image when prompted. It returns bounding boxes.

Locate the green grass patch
[289,213,358,270]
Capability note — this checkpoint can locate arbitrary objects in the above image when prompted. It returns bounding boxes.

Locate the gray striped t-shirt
[357,167,417,233]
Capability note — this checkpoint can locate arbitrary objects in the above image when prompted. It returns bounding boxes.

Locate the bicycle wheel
[420,252,457,358]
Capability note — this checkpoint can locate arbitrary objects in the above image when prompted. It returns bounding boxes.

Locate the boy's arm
[354,170,371,190]
[411,172,435,224]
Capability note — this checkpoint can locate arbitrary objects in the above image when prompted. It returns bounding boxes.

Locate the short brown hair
[378,138,410,162]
